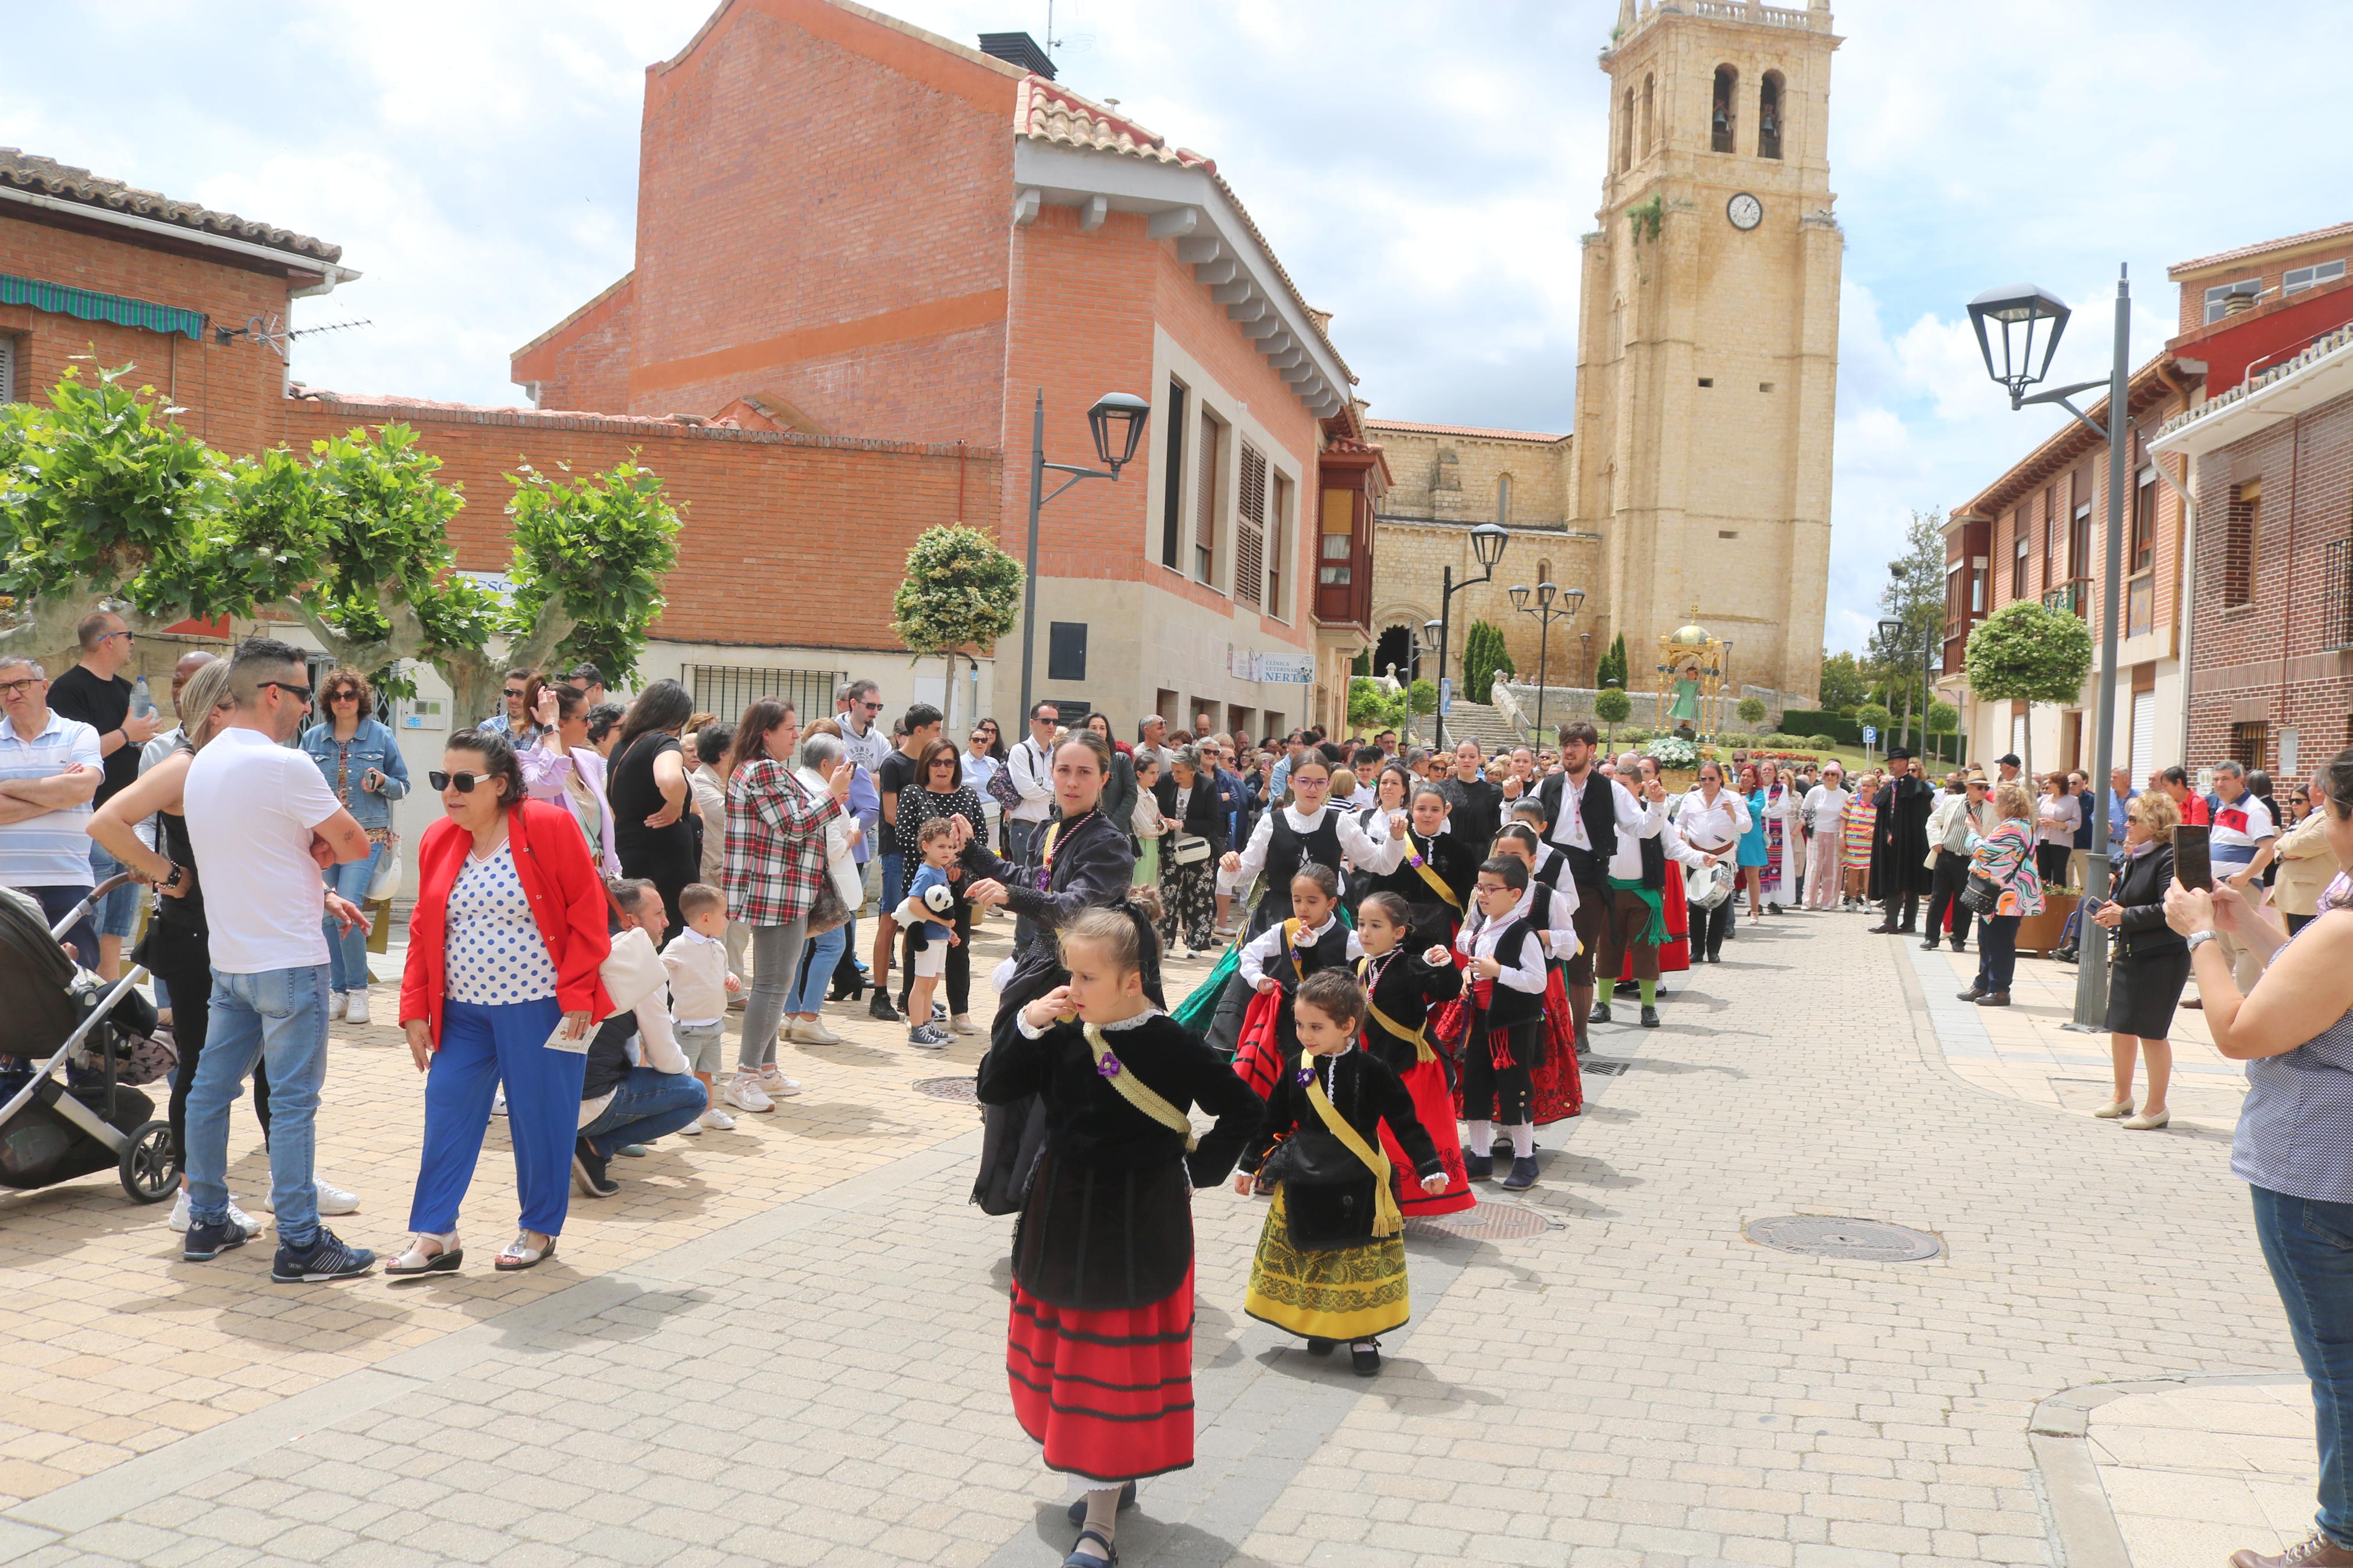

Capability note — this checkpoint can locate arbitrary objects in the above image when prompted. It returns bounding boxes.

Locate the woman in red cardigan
[392,730,613,1276]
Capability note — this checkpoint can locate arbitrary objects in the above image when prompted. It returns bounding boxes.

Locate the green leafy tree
[1407,678,1439,716]
[1348,677,1404,732]
[1964,599,2092,779]
[1461,619,1514,703]
[1816,649,1871,713]
[1595,632,1628,689]
[1868,509,1947,748]
[1594,685,1632,748]
[890,525,1023,730]
[1736,695,1767,728]
[1350,648,1371,677]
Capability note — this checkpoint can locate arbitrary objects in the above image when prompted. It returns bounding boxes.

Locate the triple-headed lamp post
[1018,390,1151,723]
[1967,272,2130,1033]
[1432,521,1511,751]
[1508,581,1585,745]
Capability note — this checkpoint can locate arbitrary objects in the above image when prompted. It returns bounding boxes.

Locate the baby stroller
[0,877,179,1204]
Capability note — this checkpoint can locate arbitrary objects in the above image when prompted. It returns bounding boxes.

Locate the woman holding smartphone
[301,666,411,1025]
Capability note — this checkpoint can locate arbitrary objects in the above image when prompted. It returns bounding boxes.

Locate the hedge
[1781,708,1862,747]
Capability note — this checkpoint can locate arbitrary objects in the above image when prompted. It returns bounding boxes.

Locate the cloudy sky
[13,0,2353,655]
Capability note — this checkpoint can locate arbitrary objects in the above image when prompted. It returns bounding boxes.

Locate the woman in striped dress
[1841,771,1880,912]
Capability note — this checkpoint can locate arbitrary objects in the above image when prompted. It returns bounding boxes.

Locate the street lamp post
[1400,620,1442,749]
[1509,581,1585,745]
[1017,389,1151,723]
[1432,522,1511,751]
[1968,271,2131,1033]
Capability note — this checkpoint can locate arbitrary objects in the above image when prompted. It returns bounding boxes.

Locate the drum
[1685,858,1735,911]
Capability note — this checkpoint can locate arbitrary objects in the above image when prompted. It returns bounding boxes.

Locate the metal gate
[683,664,843,726]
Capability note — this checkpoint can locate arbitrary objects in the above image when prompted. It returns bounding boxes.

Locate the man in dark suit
[1868,750,1937,934]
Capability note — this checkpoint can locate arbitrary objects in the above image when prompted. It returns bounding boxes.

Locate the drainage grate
[1405,1204,1558,1243]
[1744,1215,1942,1261]
[1583,1058,1632,1076]
[913,1076,978,1104]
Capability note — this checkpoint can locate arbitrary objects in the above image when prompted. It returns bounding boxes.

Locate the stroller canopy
[0,887,83,1059]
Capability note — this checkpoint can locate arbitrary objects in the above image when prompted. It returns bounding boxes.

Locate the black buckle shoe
[1587,1003,1612,1025]
[1350,1340,1382,1376]
[1640,1004,1660,1028]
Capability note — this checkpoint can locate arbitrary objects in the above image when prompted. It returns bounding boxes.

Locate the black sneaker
[1461,1146,1493,1180]
[1588,1002,1612,1026]
[182,1216,250,1263]
[868,991,902,1022]
[1640,1004,1660,1029]
[271,1226,375,1283]
[572,1138,618,1199]
[1501,1155,1539,1190]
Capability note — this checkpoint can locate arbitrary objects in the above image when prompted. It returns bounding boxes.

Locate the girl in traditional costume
[977,903,1263,1567]
[1232,863,1361,1097]
[1492,825,1585,1123]
[1236,968,1449,1375]
[1353,891,1474,1217]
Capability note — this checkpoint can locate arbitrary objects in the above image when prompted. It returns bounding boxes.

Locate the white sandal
[494,1231,556,1271]
[386,1232,462,1277]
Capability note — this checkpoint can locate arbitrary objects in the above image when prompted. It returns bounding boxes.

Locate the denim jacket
[300,717,411,831]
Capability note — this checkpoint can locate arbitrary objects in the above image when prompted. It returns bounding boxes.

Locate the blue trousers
[787,923,846,1014]
[2253,1185,2353,1548]
[321,843,384,994]
[187,965,329,1246]
[408,998,583,1238]
[580,1066,707,1160]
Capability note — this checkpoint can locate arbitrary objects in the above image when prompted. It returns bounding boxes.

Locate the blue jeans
[321,842,384,994]
[186,965,331,1246]
[2252,1184,2353,1548]
[409,998,581,1237]
[787,923,846,1014]
[1974,914,2020,993]
[1006,820,1044,952]
[580,1068,708,1160]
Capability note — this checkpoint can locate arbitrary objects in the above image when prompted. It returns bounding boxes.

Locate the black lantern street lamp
[1399,620,1444,749]
[1432,521,1510,750]
[1018,389,1152,721]
[1968,266,2132,1033]
[1509,581,1584,744]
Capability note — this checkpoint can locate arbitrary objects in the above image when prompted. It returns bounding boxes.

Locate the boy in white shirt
[661,883,742,1131]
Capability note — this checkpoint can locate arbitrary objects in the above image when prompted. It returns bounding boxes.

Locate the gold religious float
[1656,607,1729,742]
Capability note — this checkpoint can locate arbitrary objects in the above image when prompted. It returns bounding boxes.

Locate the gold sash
[1084,1023,1197,1150]
[1357,956,1436,1064]
[1410,839,1462,910]
[1299,1050,1403,1238]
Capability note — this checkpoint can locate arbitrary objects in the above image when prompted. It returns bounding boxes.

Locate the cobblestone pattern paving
[0,906,2305,1567]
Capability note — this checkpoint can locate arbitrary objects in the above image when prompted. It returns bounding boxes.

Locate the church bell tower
[1569,0,1843,703]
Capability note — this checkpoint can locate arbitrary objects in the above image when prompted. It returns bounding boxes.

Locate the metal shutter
[2129,689,2155,779]
[1234,443,1267,610]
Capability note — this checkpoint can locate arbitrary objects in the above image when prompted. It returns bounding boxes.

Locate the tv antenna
[213,314,374,360]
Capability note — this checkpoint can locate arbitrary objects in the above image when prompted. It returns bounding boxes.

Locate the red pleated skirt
[1530,969,1584,1123]
[1386,1053,1475,1215]
[1232,989,1288,1099]
[1007,1264,1197,1484]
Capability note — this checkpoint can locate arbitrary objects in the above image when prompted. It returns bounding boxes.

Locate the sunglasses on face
[329,689,360,704]
[258,680,314,707]
[430,770,489,792]
[504,688,527,700]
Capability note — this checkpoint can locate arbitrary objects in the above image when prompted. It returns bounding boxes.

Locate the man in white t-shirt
[179,638,377,1282]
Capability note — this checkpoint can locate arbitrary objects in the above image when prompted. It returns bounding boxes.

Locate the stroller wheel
[119,1120,179,1204]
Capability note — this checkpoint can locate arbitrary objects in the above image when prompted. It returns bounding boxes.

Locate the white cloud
[10,0,2353,670]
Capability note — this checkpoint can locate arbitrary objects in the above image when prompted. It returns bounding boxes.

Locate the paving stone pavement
[0,907,2308,1567]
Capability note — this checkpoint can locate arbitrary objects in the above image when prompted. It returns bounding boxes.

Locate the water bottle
[130,676,154,719]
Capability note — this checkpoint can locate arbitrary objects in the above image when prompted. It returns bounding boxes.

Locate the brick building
[510,0,1379,739]
[2151,221,2353,777]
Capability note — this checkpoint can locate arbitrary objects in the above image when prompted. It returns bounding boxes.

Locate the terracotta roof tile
[2169,219,2353,279]
[1362,418,1569,444]
[1,149,341,265]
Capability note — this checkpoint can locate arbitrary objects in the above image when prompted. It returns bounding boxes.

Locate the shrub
[1808,734,1839,750]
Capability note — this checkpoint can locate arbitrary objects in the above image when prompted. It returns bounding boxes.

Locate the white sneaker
[344,993,370,1026]
[699,1107,736,1131]
[798,1017,843,1046]
[169,1192,265,1236]
[492,1086,507,1117]
[316,1181,360,1215]
[677,1117,702,1136]
[755,1063,803,1098]
[723,1072,775,1114]
[328,992,348,1022]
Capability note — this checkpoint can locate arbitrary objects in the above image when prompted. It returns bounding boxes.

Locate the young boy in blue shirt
[894,818,963,1049]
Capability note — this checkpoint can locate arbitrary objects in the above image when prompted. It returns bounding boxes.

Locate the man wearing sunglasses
[179,638,380,1282]
[47,611,160,980]
[481,667,535,739]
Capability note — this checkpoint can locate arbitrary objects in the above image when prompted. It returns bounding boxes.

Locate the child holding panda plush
[895,817,964,1050]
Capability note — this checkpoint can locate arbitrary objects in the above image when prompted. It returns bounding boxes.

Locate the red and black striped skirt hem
[1007,1265,1197,1483]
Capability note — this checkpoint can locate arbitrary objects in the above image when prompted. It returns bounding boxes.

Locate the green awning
[0,273,207,340]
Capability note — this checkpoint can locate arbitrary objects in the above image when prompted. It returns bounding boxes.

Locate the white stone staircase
[1424,698,1525,754]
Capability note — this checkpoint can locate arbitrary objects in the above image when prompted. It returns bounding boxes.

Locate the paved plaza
[0,906,2311,1567]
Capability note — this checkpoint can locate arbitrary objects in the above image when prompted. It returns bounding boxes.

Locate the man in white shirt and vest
[1535,721,1666,1034]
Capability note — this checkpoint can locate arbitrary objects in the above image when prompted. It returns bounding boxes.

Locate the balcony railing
[2042,579,2089,618]
[2326,536,2353,652]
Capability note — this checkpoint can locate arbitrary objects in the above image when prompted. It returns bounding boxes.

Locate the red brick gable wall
[1,209,303,456]
[512,276,636,415]
[623,0,1018,442]
[279,399,1001,653]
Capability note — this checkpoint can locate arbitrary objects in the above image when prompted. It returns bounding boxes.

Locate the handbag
[1263,1130,1383,1251]
[1958,871,2002,915]
[1170,834,1212,866]
[987,748,1028,813]
[365,834,402,902]
[804,862,851,937]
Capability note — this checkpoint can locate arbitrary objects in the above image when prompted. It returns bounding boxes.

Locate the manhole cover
[1583,1058,1631,1076]
[913,1076,977,1104]
[1405,1204,1557,1243]
[1744,1215,1941,1261]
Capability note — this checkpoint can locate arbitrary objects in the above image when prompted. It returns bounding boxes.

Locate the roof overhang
[0,182,355,293]
[2150,329,2353,461]
[1012,140,1349,418]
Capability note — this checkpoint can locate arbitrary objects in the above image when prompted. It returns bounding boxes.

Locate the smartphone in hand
[2172,824,2213,892]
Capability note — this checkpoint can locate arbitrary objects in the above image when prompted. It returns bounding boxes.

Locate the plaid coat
[723,758,844,926]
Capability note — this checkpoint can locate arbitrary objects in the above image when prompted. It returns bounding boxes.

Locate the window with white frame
[2203,279,2262,322]
[2284,259,2347,296]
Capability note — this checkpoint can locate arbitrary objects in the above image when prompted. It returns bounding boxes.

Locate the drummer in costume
[1236,969,1450,1377]
[1534,723,1667,1037]
[1673,760,1749,963]
[1489,826,1585,1123]
[1180,751,1403,1049]
[1352,891,1474,1216]
[1233,863,1361,1096]
[959,729,1138,1215]
[1455,856,1553,1189]
[979,905,1263,1566]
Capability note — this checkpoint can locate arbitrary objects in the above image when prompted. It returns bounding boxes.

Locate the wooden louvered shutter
[1234,443,1267,609]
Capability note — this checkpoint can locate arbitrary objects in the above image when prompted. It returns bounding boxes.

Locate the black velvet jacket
[1238,1047,1442,1251]
[978,1012,1263,1309]
[2108,844,2187,959]
[1355,950,1464,1078]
